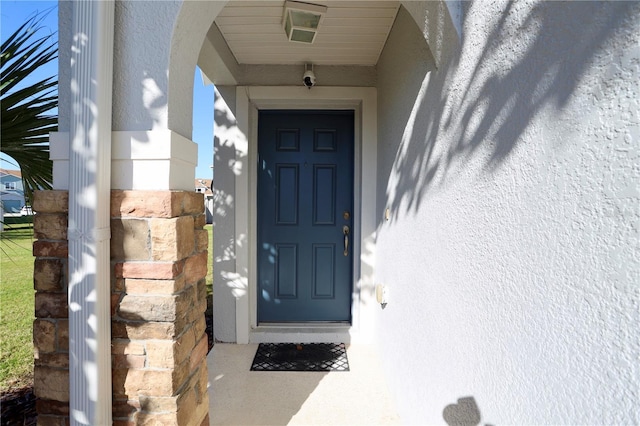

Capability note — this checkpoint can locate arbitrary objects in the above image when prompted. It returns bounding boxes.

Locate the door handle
[343,225,350,256]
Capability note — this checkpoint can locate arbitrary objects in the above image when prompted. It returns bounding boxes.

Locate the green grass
[205,224,214,312]
[0,224,35,392]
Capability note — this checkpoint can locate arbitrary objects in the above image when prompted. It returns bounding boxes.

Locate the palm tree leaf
[2,40,56,95]
[1,11,57,204]
[2,81,56,109]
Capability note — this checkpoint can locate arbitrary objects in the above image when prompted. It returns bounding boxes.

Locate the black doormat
[250,343,349,372]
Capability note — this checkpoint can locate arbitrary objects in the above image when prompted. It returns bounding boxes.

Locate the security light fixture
[283,1,327,44]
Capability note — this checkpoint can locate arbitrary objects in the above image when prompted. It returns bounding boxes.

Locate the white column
[68,1,114,424]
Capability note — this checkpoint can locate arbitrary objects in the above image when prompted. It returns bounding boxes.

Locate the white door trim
[234,86,377,344]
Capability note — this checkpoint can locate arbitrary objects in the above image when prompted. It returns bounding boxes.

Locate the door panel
[312,244,336,298]
[275,244,297,298]
[313,165,336,225]
[258,110,354,322]
[276,164,299,224]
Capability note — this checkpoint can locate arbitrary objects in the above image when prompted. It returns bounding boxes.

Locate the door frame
[233,86,377,344]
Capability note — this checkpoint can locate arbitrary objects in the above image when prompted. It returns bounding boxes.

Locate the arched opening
[161,1,456,422]
[165,1,445,347]
[33,0,459,423]
[40,0,640,424]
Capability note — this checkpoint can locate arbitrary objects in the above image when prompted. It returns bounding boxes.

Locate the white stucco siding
[112,1,180,133]
[375,1,639,424]
[110,1,226,138]
[57,1,72,133]
[61,0,225,138]
[212,88,239,343]
[52,1,227,191]
[169,1,227,138]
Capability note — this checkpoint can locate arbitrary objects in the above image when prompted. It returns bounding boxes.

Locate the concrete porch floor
[207,344,401,425]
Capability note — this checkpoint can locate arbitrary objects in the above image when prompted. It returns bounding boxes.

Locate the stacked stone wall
[110,190,209,425]
[32,191,70,425]
[32,190,210,425]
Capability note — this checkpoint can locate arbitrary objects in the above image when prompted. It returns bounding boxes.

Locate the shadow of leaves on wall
[112,1,172,138]
[383,1,638,222]
[210,88,250,342]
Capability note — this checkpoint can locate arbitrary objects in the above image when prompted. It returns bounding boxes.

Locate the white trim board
[49,130,197,191]
[232,86,378,344]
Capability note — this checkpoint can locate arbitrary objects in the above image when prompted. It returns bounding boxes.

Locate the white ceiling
[215,1,400,66]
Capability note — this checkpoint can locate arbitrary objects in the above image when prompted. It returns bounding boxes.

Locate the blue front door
[258,110,354,322]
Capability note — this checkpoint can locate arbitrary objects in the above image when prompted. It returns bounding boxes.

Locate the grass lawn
[0,224,35,392]
[205,224,214,310]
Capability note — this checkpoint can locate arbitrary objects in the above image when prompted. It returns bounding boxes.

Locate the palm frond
[1,11,58,204]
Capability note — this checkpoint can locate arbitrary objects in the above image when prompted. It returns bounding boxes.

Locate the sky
[0,0,215,180]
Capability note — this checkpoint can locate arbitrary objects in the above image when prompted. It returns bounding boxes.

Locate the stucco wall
[110,1,226,138]
[375,1,639,424]
[211,88,238,342]
[112,1,180,133]
[57,1,71,133]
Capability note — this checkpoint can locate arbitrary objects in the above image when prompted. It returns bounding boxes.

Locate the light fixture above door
[283,1,327,44]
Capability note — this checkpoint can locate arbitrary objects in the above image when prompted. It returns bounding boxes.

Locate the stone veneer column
[110,190,210,425]
[32,190,211,425]
[32,190,71,424]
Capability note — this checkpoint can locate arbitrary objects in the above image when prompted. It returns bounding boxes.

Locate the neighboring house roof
[195,178,213,196]
[1,169,24,196]
[0,190,24,201]
[0,169,22,179]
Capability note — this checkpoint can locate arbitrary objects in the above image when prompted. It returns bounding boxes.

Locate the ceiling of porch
[214,1,401,66]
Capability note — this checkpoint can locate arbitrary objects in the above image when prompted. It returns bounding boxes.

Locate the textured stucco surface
[112,1,180,133]
[112,1,226,138]
[57,0,639,422]
[211,88,238,342]
[57,1,72,133]
[375,1,639,424]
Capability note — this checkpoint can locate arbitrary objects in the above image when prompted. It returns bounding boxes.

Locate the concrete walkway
[207,344,400,425]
